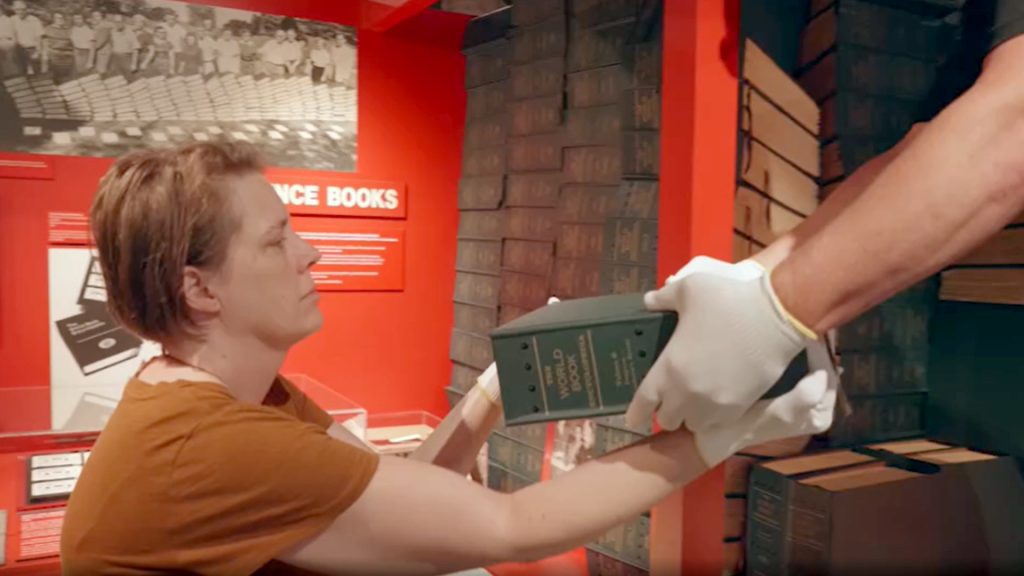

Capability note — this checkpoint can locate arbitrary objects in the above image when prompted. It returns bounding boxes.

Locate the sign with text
[0,152,55,180]
[267,169,406,219]
[48,212,91,246]
[292,216,405,291]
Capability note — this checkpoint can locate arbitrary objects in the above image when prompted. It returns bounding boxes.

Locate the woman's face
[201,172,323,351]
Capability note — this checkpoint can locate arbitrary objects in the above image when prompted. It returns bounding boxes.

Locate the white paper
[31,453,82,468]
[230,132,249,141]
[243,123,260,132]
[298,131,313,140]
[101,132,119,144]
[52,132,72,145]
[268,130,283,140]
[125,127,143,137]
[77,126,97,137]
[31,465,82,482]
[272,124,289,132]
[30,478,77,498]
[23,126,42,136]
[304,123,319,132]
[326,131,340,140]
[167,126,184,135]
[151,131,168,142]
[192,132,210,142]
[207,126,224,135]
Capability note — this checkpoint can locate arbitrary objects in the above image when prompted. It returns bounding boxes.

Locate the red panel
[653,0,739,574]
[291,216,406,292]
[363,0,440,32]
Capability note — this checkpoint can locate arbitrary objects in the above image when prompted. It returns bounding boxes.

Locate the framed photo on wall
[0,0,358,171]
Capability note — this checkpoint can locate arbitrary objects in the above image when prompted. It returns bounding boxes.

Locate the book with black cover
[56,308,142,376]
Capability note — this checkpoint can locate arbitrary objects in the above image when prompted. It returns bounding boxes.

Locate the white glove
[694,339,839,468]
[624,256,816,432]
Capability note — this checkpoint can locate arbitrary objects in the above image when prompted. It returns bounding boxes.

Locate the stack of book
[32,77,70,120]
[58,78,92,120]
[939,215,1024,306]
[5,77,43,119]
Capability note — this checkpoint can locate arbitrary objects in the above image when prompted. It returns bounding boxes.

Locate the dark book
[449,361,483,392]
[564,146,623,185]
[567,21,630,72]
[464,39,510,89]
[551,257,603,298]
[558,184,622,223]
[77,256,108,309]
[453,271,501,308]
[500,270,550,309]
[508,133,565,172]
[457,209,505,240]
[508,95,564,136]
[572,0,638,29]
[463,144,507,177]
[445,385,466,410]
[510,57,566,100]
[624,40,661,88]
[504,207,558,241]
[568,65,629,108]
[622,87,660,130]
[512,0,566,29]
[464,115,508,149]
[585,547,649,576]
[558,223,605,260]
[487,461,536,493]
[56,309,142,376]
[603,218,657,266]
[502,239,555,277]
[488,432,544,480]
[839,350,929,396]
[453,301,500,335]
[621,131,659,177]
[499,303,532,325]
[450,328,494,371]
[511,15,568,63]
[827,392,927,446]
[456,239,502,274]
[493,418,548,450]
[506,172,563,207]
[598,262,657,294]
[618,180,659,219]
[466,81,507,120]
[491,293,810,425]
[567,105,623,146]
[458,176,505,210]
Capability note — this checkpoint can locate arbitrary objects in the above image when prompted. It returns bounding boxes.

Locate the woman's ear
[182,265,221,317]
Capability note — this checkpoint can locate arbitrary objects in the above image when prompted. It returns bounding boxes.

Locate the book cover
[55,308,142,376]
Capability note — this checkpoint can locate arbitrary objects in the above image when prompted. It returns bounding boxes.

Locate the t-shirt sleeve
[169,405,380,575]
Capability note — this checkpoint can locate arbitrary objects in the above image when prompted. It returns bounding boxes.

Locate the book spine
[568,65,629,109]
[622,87,660,131]
[567,104,623,146]
[502,239,556,277]
[746,466,790,576]
[558,223,605,260]
[552,257,603,299]
[567,23,630,72]
[457,209,505,240]
[453,302,500,335]
[599,262,657,294]
[506,172,563,207]
[466,80,507,121]
[464,38,510,89]
[604,218,658,266]
[508,133,565,172]
[458,176,505,210]
[488,432,544,481]
[449,362,482,393]
[618,180,659,219]
[511,14,567,64]
[463,114,508,149]
[450,329,494,371]
[564,146,623,185]
[558,184,623,224]
[510,57,566,99]
[786,483,831,575]
[453,271,501,308]
[621,131,660,177]
[504,207,558,241]
[455,239,502,275]
[500,270,550,310]
[508,95,564,136]
[511,0,565,28]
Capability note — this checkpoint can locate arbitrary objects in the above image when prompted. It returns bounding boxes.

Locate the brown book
[453,301,499,336]
[464,39,510,89]
[799,6,836,68]
[821,139,843,182]
[464,114,507,149]
[512,0,564,27]
[567,65,629,109]
[622,87,660,131]
[622,131,659,177]
[798,51,836,103]
[466,81,507,120]
[599,262,656,294]
[551,257,602,298]
[450,361,483,392]
[506,172,563,207]
[499,304,531,325]
[510,57,566,100]
[740,140,818,216]
[839,302,931,351]
[463,144,507,177]
[604,218,657,266]
[458,176,504,210]
[822,179,842,199]
[493,418,548,450]
[724,497,746,539]
[511,15,567,64]
[939,268,1024,306]
[453,271,501,308]
[733,185,804,246]
[572,0,637,28]
[558,184,621,223]
[564,146,622,185]
[450,328,494,370]
[723,540,743,576]
[567,22,629,72]
[566,105,622,146]
[456,239,502,274]
[508,133,565,172]
[618,180,658,219]
[504,207,558,241]
[744,39,820,134]
[444,385,465,409]
[557,223,605,259]
[502,239,555,276]
[822,95,836,141]
[724,454,761,495]
[844,49,937,101]
[740,85,820,177]
[488,433,544,481]
[457,209,504,240]
[955,228,1024,266]
[838,93,919,138]
[508,95,564,136]
[624,40,660,88]
[500,270,550,309]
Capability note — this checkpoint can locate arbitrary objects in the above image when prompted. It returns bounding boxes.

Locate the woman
[60,141,837,575]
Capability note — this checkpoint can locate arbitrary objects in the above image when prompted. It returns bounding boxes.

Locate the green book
[491,293,809,426]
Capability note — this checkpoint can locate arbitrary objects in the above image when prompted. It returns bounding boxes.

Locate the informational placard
[18,509,65,561]
[0,153,54,180]
[267,169,406,219]
[47,212,91,246]
[292,216,405,291]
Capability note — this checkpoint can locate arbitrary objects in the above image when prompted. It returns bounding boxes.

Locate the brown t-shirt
[60,376,380,575]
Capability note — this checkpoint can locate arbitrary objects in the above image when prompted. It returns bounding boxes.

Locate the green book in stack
[491,293,809,426]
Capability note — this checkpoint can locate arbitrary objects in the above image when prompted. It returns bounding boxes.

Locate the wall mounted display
[0,0,358,171]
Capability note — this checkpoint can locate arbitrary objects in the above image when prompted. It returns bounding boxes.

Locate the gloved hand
[624,256,818,432]
[694,339,839,468]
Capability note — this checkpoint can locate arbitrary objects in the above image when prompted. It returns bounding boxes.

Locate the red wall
[0,2,469,432]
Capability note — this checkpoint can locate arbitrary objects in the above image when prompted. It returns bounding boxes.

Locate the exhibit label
[292,216,405,291]
[266,169,406,219]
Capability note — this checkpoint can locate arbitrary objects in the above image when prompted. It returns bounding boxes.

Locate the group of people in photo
[0,1,356,86]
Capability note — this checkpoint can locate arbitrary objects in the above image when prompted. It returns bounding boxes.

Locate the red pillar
[651,0,739,574]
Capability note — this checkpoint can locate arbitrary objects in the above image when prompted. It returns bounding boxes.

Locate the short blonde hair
[90,141,264,342]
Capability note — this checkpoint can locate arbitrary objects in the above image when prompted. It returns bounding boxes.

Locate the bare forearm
[773,86,1024,332]
[505,429,704,562]
[408,386,500,475]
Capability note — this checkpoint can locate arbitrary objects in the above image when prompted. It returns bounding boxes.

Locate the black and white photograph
[0,0,358,171]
